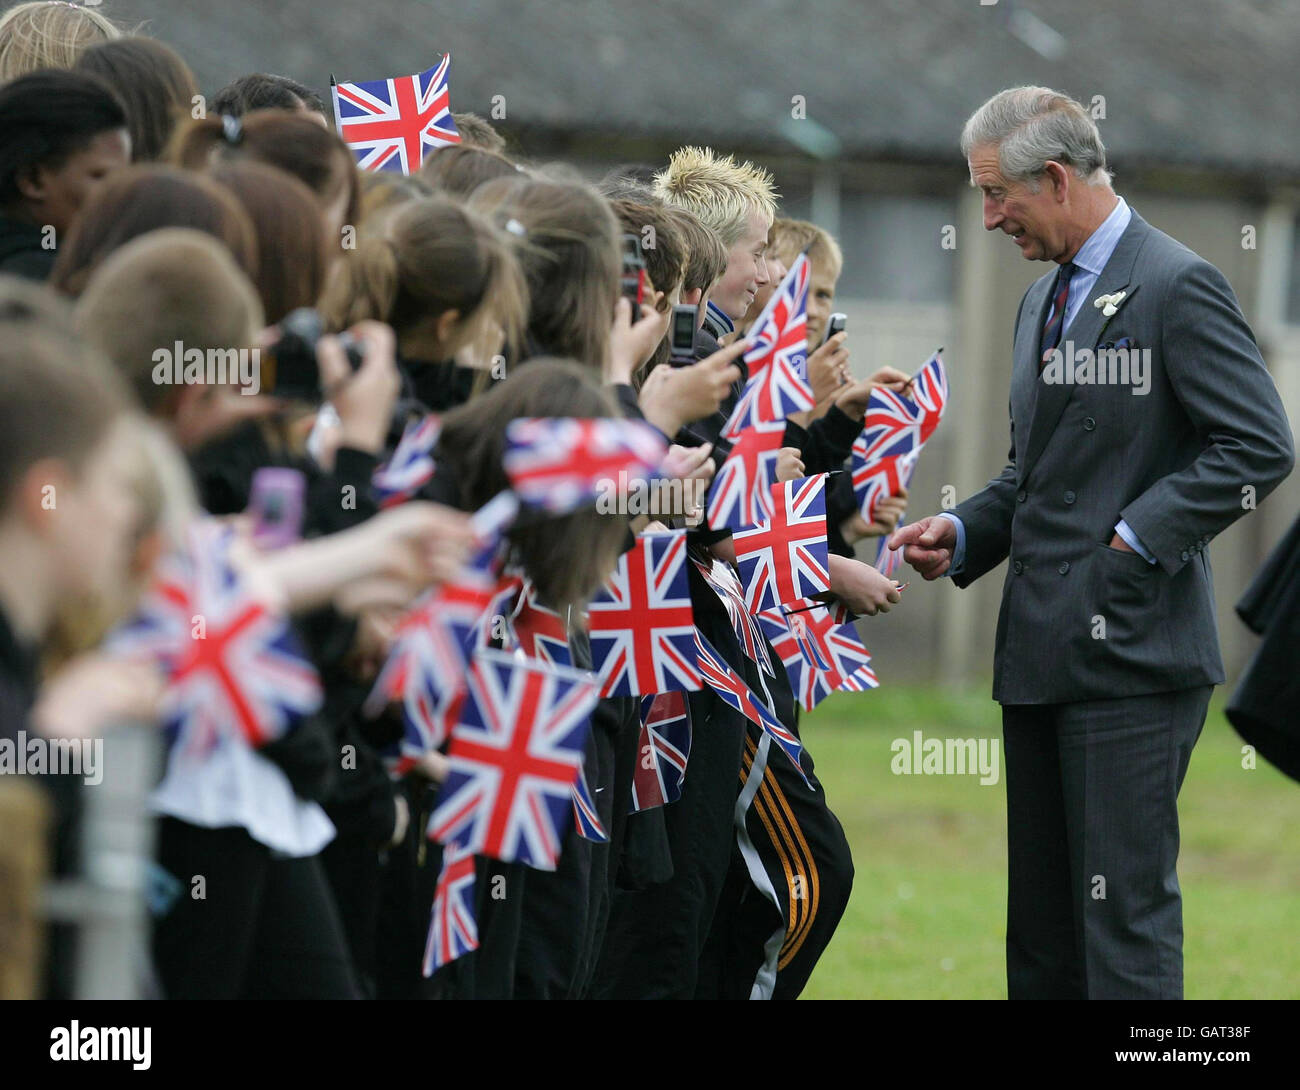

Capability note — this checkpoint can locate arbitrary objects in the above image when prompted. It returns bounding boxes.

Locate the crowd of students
[0,1,914,999]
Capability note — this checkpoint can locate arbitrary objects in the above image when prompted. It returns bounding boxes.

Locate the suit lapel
[1019,212,1151,481]
[1010,274,1055,467]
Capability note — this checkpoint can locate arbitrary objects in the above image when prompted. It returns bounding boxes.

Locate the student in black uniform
[320,194,528,413]
[317,194,531,996]
[0,278,161,998]
[419,360,636,999]
[0,69,131,280]
[594,147,906,998]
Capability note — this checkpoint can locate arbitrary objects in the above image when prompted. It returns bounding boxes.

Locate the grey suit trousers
[1002,686,1212,999]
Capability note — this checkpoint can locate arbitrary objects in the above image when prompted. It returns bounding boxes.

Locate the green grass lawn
[798,686,1300,999]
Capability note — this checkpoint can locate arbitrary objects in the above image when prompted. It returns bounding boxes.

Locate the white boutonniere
[1092,290,1128,318]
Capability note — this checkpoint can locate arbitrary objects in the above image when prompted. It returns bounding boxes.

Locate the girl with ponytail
[320,194,528,412]
[167,108,360,241]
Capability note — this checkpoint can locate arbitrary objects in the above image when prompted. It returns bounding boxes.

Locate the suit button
[1064,490,1076,504]
[1181,550,1190,561]
[1017,489,1027,503]
[1058,562,1070,574]
[1013,560,1024,574]
[1083,417,1096,431]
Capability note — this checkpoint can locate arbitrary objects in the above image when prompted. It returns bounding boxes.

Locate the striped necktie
[1039,261,1077,368]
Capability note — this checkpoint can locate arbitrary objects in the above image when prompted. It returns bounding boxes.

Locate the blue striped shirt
[1055,196,1130,336]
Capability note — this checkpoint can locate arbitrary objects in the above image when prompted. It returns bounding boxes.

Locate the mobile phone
[247,467,306,549]
[669,303,698,365]
[620,233,647,307]
[822,312,847,346]
[264,308,365,401]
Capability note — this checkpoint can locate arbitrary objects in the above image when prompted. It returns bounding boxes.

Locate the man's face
[712,208,771,320]
[804,256,839,347]
[22,128,131,236]
[969,142,1068,262]
[742,250,786,327]
[50,418,144,604]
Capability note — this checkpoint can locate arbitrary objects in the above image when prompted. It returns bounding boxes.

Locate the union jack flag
[504,417,667,515]
[368,589,469,767]
[689,547,772,675]
[372,414,440,507]
[733,474,831,614]
[706,418,784,532]
[571,761,608,842]
[694,631,810,786]
[366,492,519,755]
[429,649,597,869]
[839,662,880,692]
[758,602,878,712]
[332,55,461,174]
[422,841,478,976]
[722,254,814,440]
[511,580,571,668]
[855,350,948,465]
[851,445,918,526]
[630,691,692,812]
[588,530,701,697]
[108,521,321,752]
[874,519,905,577]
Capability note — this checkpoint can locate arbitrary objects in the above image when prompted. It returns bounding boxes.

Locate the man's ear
[15,162,48,206]
[1044,161,1071,200]
[682,287,703,306]
[435,308,461,347]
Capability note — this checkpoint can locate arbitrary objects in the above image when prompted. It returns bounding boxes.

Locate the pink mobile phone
[247,467,306,549]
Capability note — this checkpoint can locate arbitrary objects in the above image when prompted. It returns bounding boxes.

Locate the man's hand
[806,332,850,404]
[833,366,913,421]
[889,515,957,580]
[845,487,910,541]
[608,296,671,384]
[637,339,746,435]
[1107,532,1135,553]
[33,654,165,738]
[258,501,476,613]
[774,446,805,483]
[321,321,402,456]
[870,491,909,537]
[825,553,904,616]
[658,443,714,522]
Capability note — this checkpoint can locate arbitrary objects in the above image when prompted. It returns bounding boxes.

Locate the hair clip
[220,114,244,146]
[504,218,527,238]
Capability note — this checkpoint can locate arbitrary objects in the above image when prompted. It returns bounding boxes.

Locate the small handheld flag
[429,648,598,870]
[372,414,440,507]
[722,253,814,440]
[107,520,321,753]
[332,54,461,174]
[504,417,667,515]
[733,474,831,613]
[587,530,702,697]
[630,691,692,812]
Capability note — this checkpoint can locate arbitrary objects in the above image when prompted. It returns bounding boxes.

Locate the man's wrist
[935,511,966,577]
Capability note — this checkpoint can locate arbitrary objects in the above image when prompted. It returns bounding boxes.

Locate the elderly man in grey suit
[891,86,1295,999]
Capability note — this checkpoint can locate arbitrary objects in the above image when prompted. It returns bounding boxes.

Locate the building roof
[106,0,1300,177]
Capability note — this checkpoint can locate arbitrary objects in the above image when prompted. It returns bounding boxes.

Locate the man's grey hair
[961,86,1113,190]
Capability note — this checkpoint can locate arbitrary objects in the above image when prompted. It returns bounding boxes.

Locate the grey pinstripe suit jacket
[951,210,1295,704]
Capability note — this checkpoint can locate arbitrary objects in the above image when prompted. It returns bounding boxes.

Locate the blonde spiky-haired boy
[653,146,778,337]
